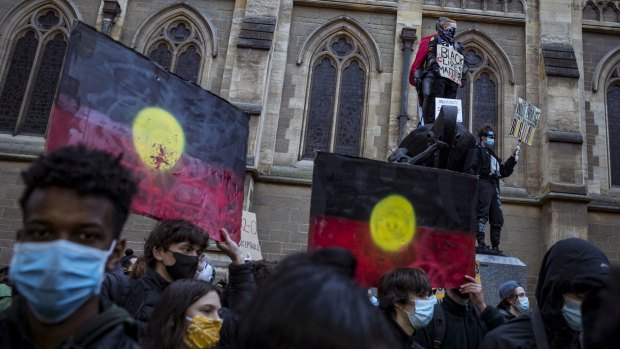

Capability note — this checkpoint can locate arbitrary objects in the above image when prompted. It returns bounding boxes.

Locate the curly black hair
[19,144,138,237]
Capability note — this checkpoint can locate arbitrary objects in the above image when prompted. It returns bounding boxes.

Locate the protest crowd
[0,143,616,349]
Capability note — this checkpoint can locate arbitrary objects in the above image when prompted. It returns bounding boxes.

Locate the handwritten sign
[239,211,262,261]
[435,98,463,122]
[436,44,464,85]
[510,97,541,145]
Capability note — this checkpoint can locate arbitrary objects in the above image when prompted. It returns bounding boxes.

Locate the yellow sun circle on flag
[132,107,185,170]
[369,195,416,252]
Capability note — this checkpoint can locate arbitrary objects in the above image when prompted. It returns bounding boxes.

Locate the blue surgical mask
[485,138,495,147]
[404,295,437,329]
[561,296,583,331]
[9,239,116,324]
[515,296,529,313]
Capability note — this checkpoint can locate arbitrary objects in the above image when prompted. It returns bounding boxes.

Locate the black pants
[421,76,459,124]
[476,177,504,247]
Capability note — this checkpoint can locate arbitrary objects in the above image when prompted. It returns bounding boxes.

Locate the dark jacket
[482,238,610,349]
[102,267,168,336]
[464,144,516,179]
[0,298,140,349]
[497,303,517,321]
[385,314,426,349]
[103,262,257,343]
[415,295,505,349]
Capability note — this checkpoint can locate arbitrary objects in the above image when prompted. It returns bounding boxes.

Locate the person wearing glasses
[464,125,519,255]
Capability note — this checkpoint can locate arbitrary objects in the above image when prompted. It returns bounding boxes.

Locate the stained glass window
[334,60,364,156]
[0,31,38,133]
[149,42,173,71]
[607,84,620,186]
[303,34,369,160]
[144,20,205,83]
[457,81,470,129]
[37,10,60,30]
[22,33,67,135]
[175,45,201,83]
[0,7,70,136]
[331,37,353,58]
[472,73,497,134]
[169,23,191,42]
[303,58,337,159]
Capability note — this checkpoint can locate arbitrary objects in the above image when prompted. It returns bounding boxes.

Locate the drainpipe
[399,27,417,142]
[101,1,122,36]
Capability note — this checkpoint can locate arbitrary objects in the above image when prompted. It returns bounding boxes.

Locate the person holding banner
[418,17,468,125]
[464,125,519,255]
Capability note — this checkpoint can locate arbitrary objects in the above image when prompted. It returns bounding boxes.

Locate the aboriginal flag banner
[309,153,478,288]
[46,22,249,242]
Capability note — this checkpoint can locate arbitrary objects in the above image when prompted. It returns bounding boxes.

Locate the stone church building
[0,0,619,294]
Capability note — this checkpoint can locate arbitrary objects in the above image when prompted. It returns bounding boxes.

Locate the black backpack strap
[432,303,445,349]
[67,305,137,347]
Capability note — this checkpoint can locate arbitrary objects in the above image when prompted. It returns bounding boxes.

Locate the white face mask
[401,295,437,330]
[515,296,529,313]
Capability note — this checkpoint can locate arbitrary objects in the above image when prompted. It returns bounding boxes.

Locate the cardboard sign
[238,211,262,261]
[435,98,463,122]
[46,22,249,242]
[510,97,541,145]
[436,44,464,85]
[309,153,478,288]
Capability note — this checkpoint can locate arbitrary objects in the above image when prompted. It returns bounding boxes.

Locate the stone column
[538,0,590,250]
[388,0,423,151]
[399,27,417,142]
[220,0,282,172]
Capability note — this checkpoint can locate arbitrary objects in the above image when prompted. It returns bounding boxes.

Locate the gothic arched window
[607,82,620,186]
[145,21,202,83]
[0,7,69,136]
[301,35,367,160]
[457,48,499,135]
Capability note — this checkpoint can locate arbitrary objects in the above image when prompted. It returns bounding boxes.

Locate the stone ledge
[547,130,583,144]
[294,0,398,13]
[542,43,580,78]
[0,134,44,161]
[233,102,262,116]
[238,16,276,51]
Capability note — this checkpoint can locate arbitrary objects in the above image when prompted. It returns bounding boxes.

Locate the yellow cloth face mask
[184,315,222,349]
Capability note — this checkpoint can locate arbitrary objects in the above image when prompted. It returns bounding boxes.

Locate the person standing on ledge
[464,125,519,256]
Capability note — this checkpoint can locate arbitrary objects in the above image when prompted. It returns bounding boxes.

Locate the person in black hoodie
[482,238,610,349]
[464,125,518,255]
[378,267,435,349]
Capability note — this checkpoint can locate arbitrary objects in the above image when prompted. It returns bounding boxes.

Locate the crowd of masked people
[0,144,619,349]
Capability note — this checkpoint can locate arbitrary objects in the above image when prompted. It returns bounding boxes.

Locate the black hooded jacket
[482,238,610,349]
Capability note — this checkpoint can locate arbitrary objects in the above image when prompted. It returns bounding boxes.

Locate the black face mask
[166,252,199,281]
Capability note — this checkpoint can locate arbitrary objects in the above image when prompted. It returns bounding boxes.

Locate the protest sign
[308,153,478,288]
[436,44,464,85]
[239,211,263,261]
[46,22,249,242]
[435,98,463,122]
[510,97,541,145]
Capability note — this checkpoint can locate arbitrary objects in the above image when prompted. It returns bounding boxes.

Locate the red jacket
[409,34,437,85]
